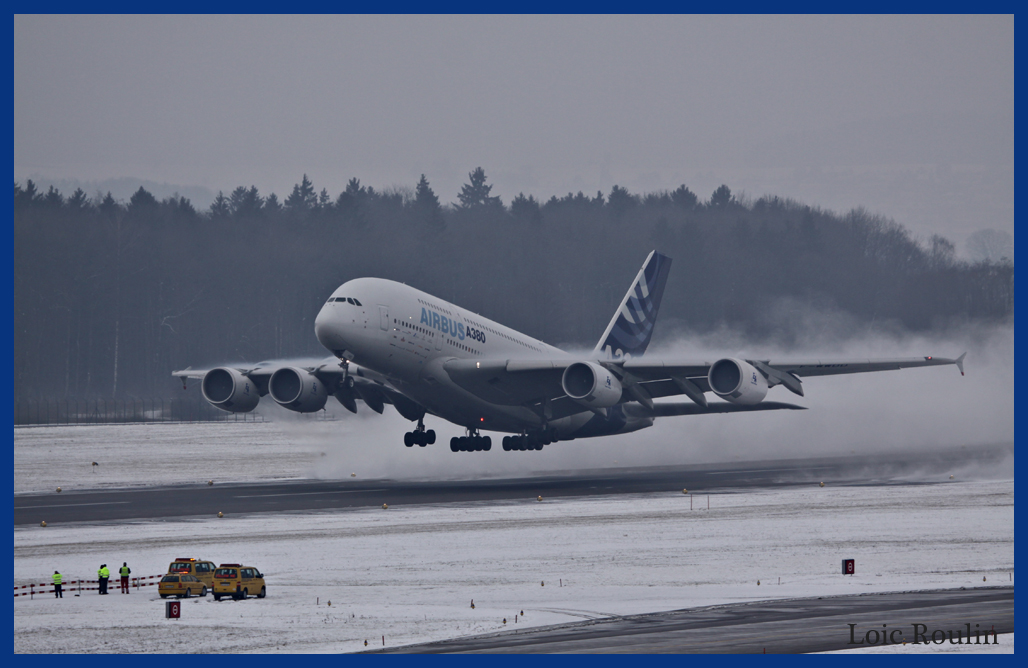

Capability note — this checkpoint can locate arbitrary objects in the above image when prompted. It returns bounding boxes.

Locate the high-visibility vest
[99,567,109,578]
[120,566,129,577]
[52,573,62,585]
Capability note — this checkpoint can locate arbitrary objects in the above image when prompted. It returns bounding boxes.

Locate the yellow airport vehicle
[212,564,266,601]
[159,573,207,598]
[167,558,217,588]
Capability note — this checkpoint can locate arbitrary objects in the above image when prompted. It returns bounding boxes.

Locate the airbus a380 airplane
[174,251,965,452]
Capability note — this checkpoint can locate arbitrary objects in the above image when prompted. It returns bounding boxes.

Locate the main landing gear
[404,418,435,447]
[502,429,557,451]
[451,428,491,452]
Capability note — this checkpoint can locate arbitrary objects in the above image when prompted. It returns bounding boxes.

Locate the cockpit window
[346,298,355,305]
[353,298,362,306]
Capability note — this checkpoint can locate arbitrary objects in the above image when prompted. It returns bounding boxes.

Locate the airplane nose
[314,306,349,355]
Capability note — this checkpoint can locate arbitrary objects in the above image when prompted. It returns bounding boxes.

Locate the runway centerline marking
[234,489,388,498]
[16,501,131,509]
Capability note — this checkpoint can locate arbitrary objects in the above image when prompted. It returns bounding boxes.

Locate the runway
[13,443,1008,525]
[375,587,1015,653]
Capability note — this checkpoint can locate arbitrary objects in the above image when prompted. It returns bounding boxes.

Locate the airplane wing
[171,359,422,417]
[442,352,966,417]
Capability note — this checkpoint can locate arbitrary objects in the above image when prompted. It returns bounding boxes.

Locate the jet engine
[707,358,768,405]
[562,362,623,408]
[268,367,328,413]
[202,367,260,413]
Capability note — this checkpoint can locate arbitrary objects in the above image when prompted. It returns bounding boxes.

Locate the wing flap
[623,400,806,418]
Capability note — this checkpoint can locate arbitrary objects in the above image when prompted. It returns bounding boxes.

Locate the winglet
[956,352,966,376]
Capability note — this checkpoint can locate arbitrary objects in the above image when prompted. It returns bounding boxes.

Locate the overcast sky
[14,15,1014,245]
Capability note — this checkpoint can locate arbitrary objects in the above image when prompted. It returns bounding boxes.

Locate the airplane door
[379,305,389,331]
[435,332,443,351]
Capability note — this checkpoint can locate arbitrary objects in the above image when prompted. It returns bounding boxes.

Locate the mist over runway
[14,443,1011,526]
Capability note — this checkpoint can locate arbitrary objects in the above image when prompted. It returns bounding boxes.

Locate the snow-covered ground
[14,479,1013,653]
[14,421,328,494]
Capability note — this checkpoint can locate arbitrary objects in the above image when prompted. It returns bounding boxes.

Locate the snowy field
[14,421,330,494]
[14,479,1013,653]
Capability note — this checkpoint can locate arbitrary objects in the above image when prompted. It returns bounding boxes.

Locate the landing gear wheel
[404,432,414,447]
[502,436,511,451]
[426,430,436,445]
[483,436,492,451]
[258,586,266,599]
[450,437,459,452]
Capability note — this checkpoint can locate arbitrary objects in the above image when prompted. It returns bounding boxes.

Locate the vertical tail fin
[594,251,672,359]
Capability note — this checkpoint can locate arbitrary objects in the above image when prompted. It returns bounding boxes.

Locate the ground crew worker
[98,564,110,594]
[52,571,63,598]
[119,562,131,593]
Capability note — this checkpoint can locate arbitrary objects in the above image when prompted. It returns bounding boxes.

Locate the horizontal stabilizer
[623,400,806,418]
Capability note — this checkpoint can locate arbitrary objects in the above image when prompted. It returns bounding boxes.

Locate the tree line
[13,169,1014,400]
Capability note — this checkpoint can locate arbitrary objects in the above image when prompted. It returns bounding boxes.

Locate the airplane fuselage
[313,277,647,438]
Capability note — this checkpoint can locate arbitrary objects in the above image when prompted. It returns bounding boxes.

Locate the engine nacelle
[707,358,768,405]
[562,362,623,409]
[268,367,328,413]
[202,367,260,413]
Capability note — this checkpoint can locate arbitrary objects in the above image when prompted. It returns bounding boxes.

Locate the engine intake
[562,362,623,408]
[269,367,328,413]
[708,358,768,405]
[202,367,260,413]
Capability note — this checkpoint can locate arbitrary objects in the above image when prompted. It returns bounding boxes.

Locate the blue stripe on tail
[595,251,672,359]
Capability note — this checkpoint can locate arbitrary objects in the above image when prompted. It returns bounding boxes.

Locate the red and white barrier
[14,574,164,598]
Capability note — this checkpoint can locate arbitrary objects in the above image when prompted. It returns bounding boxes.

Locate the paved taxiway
[374,587,1014,653]
[13,444,1007,525]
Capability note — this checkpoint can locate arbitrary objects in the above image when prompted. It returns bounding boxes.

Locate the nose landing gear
[403,418,435,448]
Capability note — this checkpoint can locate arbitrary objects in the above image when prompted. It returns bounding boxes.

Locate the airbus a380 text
[174,252,965,452]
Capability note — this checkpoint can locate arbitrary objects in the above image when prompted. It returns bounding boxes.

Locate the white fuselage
[313,277,623,436]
